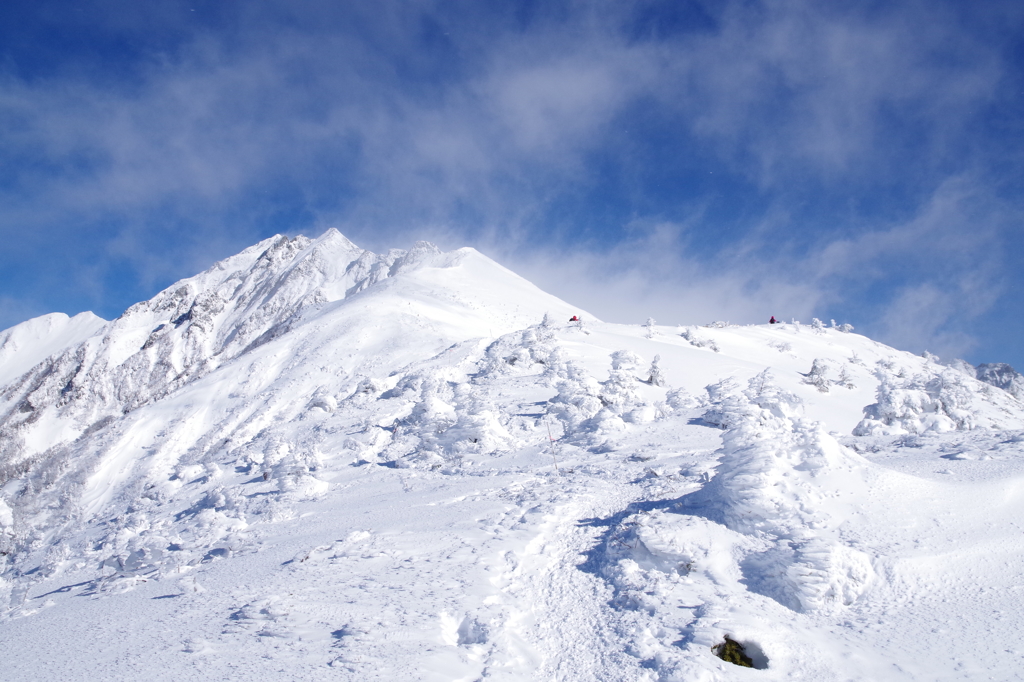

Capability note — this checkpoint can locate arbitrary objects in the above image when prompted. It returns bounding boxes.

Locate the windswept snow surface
[3,232,1024,680]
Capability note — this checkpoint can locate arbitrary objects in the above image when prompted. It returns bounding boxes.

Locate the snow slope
[0,311,106,387]
[2,230,1024,681]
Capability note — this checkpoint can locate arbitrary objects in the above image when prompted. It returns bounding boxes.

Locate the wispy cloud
[0,0,1020,363]
[495,174,1014,361]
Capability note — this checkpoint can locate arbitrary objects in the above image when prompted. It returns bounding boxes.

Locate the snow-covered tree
[647,355,666,387]
[835,365,855,389]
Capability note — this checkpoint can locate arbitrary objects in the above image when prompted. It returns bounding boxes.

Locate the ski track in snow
[3,230,1024,680]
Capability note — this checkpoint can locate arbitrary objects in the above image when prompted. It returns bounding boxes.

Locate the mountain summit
[2,230,1024,681]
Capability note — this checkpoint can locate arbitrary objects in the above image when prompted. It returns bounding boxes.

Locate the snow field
[4,231,1024,679]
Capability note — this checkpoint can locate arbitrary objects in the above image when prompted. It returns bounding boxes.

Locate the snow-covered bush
[853,369,977,435]
[546,362,604,432]
[478,325,561,377]
[802,359,830,393]
[598,359,643,415]
[664,386,699,410]
[646,355,666,387]
[0,497,15,558]
[307,387,338,413]
[701,377,742,428]
[406,376,457,432]
[644,317,656,339]
[439,384,516,456]
[744,369,802,419]
[271,447,327,499]
[680,327,719,353]
[595,351,647,422]
[548,351,659,439]
[380,372,430,400]
[610,350,643,370]
[684,378,874,614]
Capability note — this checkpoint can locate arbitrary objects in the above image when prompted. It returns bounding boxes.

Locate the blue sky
[2,0,1023,368]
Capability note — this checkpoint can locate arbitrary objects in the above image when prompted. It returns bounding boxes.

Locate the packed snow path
[3,230,1024,680]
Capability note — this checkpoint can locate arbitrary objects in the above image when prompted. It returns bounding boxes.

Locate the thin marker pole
[546,421,560,475]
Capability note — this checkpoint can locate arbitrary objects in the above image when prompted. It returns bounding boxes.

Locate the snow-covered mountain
[2,229,1024,681]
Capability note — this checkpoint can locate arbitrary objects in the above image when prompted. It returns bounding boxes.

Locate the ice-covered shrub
[664,386,701,410]
[646,355,666,387]
[478,325,561,377]
[598,360,643,414]
[610,350,643,371]
[440,385,516,455]
[684,378,875,614]
[406,376,457,431]
[744,369,802,419]
[853,369,977,435]
[680,327,719,353]
[701,377,742,428]
[549,352,658,438]
[802,359,831,393]
[835,365,856,389]
[546,362,603,432]
[307,388,338,413]
[380,372,429,400]
[0,497,16,558]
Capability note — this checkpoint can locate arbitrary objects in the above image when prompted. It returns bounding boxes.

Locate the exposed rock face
[975,362,1024,400]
